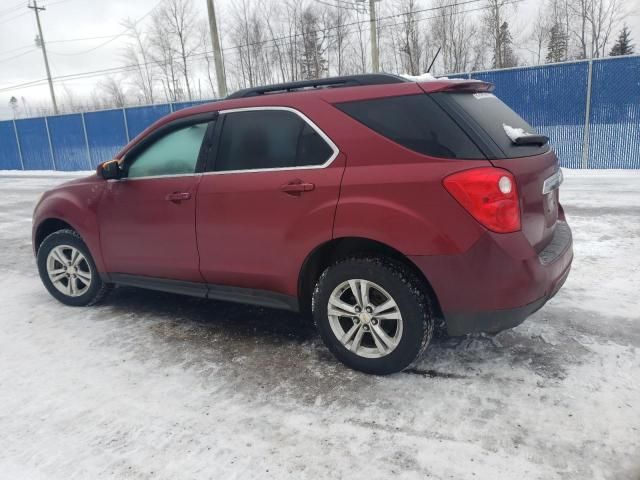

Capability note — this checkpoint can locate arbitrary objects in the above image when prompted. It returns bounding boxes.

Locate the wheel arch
[34,218,77,254]
[297,236,443,320]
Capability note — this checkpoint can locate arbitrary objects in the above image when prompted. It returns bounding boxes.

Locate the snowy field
[0,170,638,480]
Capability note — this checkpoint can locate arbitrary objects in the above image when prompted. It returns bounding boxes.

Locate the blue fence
[1,55,639,170]
[0,100,210,171]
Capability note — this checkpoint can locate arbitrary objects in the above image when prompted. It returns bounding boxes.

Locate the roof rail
[226,73,409,99]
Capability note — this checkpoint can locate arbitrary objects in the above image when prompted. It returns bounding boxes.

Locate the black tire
[312,257,433,375]
[37,229,111,306]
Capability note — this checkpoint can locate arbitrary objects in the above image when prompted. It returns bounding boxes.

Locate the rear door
[196,107,344,297]
[435,92,561,252]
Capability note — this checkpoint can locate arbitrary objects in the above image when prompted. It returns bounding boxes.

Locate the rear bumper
[410,221,573,336]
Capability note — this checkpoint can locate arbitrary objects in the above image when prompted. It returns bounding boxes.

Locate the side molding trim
[110,273,300,312]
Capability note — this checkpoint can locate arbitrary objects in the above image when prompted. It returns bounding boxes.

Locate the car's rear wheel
[313,257,433,375]
[37,229,111,306]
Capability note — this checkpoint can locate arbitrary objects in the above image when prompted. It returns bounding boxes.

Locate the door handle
[280,181,315,196]
[165,192,192,203]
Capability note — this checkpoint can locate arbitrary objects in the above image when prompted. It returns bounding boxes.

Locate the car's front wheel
[312,257,433,375]
[37,229,111,306]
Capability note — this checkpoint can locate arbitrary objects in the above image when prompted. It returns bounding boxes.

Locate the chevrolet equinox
[32,74,573,374]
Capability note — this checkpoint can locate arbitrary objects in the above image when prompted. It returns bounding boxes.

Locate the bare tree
[482,0,517,68]
[394,0,428,75]
[432,0,478,74]
[527,7,551,64]
[154,0,199,100]
[323,4,351,76]
[568,0,624,58]
[98,76,127,108]
[149,9,183,102]
[122,18,156,104]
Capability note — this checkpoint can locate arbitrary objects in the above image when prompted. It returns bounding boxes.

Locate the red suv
[32,74,573,374]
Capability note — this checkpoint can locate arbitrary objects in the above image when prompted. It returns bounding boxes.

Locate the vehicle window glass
[297,122,334,166]
[127,123,208,178]
[215,110,333,171]
[335,94,484,159]
[443,92,550,158]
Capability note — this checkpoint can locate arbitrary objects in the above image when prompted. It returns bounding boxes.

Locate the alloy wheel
[46,245,92,297]
[327,279,403,359]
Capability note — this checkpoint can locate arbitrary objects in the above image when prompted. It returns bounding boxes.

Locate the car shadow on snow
[96,285,590,401]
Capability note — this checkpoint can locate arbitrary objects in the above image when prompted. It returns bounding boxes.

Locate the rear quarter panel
[315,101,491,256]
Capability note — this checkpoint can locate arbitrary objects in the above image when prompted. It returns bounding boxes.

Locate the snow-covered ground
[0,170,638,480]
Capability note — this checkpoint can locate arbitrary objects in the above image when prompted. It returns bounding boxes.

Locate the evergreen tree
[495,22,517,68]
[299,9,327,80]
[610,26,635,56]
[546,22,569,63]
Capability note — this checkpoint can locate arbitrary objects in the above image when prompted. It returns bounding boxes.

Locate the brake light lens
[443,167,521,233]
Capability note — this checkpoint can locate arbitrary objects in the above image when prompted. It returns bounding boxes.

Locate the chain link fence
[1,55,638,170]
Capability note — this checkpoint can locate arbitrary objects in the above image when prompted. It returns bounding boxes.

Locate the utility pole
[29,0,58,114]
[206,0,227,98]
[369,0,379,73]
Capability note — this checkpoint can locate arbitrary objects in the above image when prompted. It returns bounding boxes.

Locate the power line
[0,1,27,17]
[0,8,30,25]
[313,0,364,11]
[46,2,161,56]
[0,0,521,94]
[0,48,39,64]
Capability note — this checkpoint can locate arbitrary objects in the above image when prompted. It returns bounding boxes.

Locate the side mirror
[98,159,122,180]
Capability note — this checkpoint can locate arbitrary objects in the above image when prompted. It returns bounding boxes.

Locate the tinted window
[298,123,334,166]
[128,123,208,178]
[336,94,484,159]
[215,110,333,171]
[444,92,550,158]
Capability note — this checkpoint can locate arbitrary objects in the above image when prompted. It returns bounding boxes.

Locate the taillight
[443,167,521,233]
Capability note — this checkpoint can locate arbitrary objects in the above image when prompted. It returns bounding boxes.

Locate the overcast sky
[0,0,638,120]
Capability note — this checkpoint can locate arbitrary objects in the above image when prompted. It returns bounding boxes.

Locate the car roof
[116,74,492,159]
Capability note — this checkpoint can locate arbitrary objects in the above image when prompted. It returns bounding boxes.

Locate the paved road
[0,171,638,480]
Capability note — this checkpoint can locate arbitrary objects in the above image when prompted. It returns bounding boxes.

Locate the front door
[196,107,344,297]
[98,120,212,282]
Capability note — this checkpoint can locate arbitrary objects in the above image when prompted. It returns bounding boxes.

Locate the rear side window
[215,109,334,171]
[335,94,484,159]
[443,92,550,158]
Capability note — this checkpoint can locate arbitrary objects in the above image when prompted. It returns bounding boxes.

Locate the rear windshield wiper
[503,124,549,146]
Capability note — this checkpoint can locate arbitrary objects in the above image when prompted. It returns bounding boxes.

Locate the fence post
[122,108,130,143]
[581,59,593,169]
[44,116,57,171]
[12,119,24,170]
[81,112,93,169]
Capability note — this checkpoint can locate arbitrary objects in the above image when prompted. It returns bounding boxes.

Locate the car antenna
[426,46,442,74]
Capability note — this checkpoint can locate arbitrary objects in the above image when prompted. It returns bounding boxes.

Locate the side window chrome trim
[205,106,340,175]
[116,172,201,182]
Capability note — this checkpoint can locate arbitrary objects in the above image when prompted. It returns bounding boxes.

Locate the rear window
[335,94,484,159]
[444,92,550,158]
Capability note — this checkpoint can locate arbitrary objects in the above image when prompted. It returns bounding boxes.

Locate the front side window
[214,110,334,172]
[127,123,209,178]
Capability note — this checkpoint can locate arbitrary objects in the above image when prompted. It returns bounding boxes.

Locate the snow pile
[401,72,448,81]
[0,170,92,177]
[503,123,533,143]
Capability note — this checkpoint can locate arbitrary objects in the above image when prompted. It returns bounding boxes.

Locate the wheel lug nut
[366,306,372,313]
[372,319,378,325]
[354,317,359,323]
[363,326,369,331]
[355,306,361,313]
